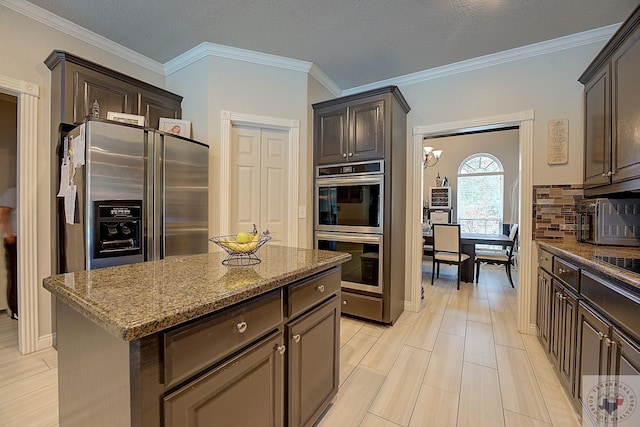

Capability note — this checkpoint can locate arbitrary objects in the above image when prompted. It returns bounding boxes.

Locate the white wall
[166,55,312,246]
[402,43,598,186]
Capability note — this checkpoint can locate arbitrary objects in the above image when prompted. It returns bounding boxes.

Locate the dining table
[423,230,512,282]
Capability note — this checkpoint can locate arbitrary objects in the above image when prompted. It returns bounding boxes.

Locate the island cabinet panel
[287,295,340,427]
[164,289,283,389]
[164,331,284,427]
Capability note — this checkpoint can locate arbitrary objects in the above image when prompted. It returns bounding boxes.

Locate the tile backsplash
[532,184,583,240]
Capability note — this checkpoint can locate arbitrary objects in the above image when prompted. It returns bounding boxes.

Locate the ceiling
[23,0,639,90]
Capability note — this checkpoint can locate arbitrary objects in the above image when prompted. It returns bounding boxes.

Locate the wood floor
[317,262,582,427]
[0,262,580,427]
[0,310,58,426]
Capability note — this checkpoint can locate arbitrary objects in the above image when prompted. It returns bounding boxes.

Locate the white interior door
[230,125,288,244]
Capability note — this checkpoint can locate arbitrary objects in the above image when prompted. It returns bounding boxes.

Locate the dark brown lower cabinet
[164,331,285,427]
[575,302,640,408]
[287,294,340,427]
[549,279,578,394]
[536,268,552,351]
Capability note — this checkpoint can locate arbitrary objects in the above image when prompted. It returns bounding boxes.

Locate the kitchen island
[43,245,350,427]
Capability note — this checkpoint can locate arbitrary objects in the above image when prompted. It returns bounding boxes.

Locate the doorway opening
[0,93,18,326]
[0,74,40,354]
[409,111,535,334]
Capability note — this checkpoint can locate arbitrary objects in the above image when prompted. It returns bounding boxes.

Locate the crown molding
[1,0,163,74]
[308,64,342,97]
[342,23,621,95]
[164,42,308,74]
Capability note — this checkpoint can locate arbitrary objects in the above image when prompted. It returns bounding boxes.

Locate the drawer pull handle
[293,334,301,343]
[558,268,568,275]
[317,284,325,293]
[277,344,286,355]
[236,321,248,334]
[540,256,548,261]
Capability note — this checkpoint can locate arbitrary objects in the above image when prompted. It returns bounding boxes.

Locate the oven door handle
[315,231,382,245]
[315,175,383,186]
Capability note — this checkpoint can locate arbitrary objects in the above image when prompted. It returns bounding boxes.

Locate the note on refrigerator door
[71,125,85,167]
[64,184,77,225]
[57,159,70,197]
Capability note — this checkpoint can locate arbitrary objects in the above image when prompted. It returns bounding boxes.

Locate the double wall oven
[315,161,385,296]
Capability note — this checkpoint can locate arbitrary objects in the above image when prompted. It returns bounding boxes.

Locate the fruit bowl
[209,233,272,266]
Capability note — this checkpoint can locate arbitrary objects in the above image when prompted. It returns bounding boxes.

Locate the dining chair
[431,224,470,290]
[474,224,519,287]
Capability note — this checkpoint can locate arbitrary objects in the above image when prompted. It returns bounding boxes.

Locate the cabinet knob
[343,300,348,305]
[316,284,325,293]
[292,334,301,343]
[605,337,616,347]
[558,268,569,275]
[277,344,286,355]
[602,173,607,177]
[342,153,347,158]
[607,171,613,177]
[348,152,353,157]
[236,321,248,334]
[598,332,605,341]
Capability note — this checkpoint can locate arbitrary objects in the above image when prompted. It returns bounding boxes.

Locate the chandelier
[423,146,442,168]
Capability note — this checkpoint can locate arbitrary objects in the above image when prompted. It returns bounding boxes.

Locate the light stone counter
[537,238,640,290]
[43,245,351,341]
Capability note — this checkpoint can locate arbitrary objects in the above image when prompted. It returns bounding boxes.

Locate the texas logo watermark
[583,376,639,426]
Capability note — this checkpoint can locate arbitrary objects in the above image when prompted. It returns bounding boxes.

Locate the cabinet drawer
[164,289,283,389]
[341,291,383,321]
[288,268,340,319]
[538,248,553,273]
[553,257,580,292]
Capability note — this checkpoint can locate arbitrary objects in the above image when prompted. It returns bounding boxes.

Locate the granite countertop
[43,246,351,341]
[537,238,640,290]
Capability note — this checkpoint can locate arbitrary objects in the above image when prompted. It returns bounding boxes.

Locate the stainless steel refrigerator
[57,118,208,273]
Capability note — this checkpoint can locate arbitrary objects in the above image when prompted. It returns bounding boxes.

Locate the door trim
[409,110,535,335]
[220,111,299,246]
[0,74,40,354]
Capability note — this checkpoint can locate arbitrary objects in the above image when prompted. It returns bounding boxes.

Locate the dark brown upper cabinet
[579,5,640,196]
[313,86,410,165]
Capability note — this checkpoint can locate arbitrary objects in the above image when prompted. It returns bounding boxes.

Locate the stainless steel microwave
[576,198,640,246]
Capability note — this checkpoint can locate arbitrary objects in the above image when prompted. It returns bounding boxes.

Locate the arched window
[457,154,504,234]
